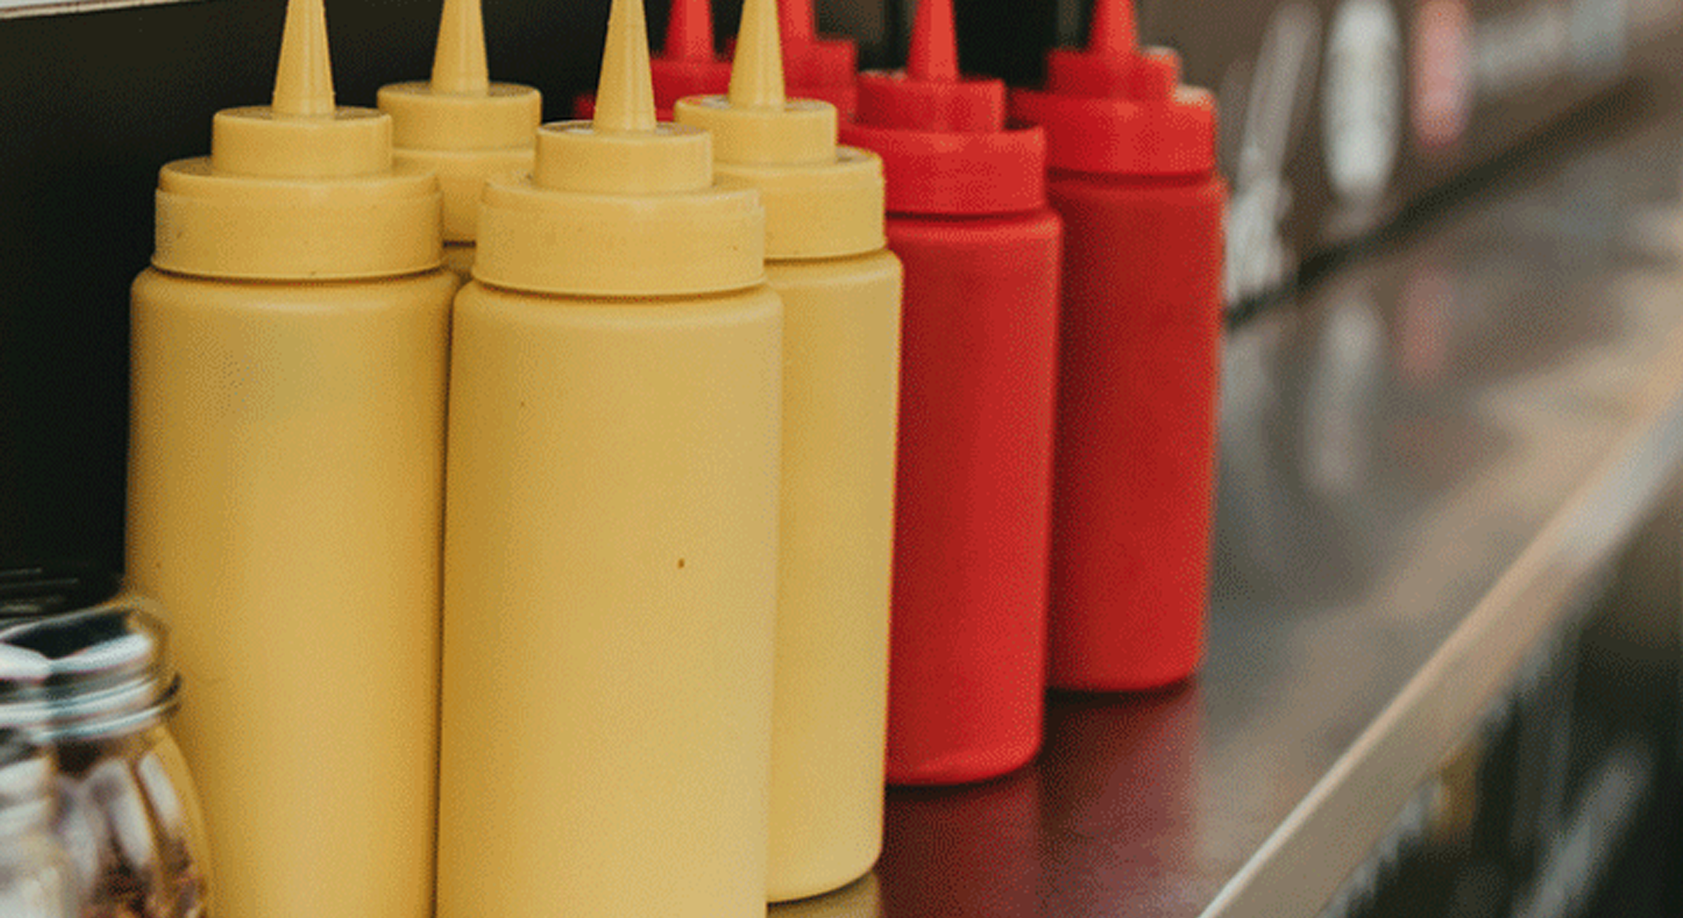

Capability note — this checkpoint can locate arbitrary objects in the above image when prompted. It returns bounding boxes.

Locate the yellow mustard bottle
[434,0,781,915]
[676,0,901,901]
[124,0,451,914]
[378,0,541,280]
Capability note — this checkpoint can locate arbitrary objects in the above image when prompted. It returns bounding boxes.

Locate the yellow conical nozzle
[528,0,709,196]
[153,0,440,279]
[207,0,388,180]
[473,0,763,296]
[271,0,335,115]
[729,0,786,110]
[431,0,489,95]
[592,0,658,133]
[378,0,541,243]
[673,0,884,259]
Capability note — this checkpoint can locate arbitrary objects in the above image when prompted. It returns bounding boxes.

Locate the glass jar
[0,599,211,918]
[0,728,77,918]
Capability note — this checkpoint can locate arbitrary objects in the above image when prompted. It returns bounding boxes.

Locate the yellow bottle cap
[377,0,542,243]
[474,0,764,297]
[152,0,442,280]
[673,0,884,260]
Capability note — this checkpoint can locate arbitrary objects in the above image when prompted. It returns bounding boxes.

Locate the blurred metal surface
[851,84,1683,918]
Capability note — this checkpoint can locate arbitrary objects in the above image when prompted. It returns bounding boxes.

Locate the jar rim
[0,601,180,742]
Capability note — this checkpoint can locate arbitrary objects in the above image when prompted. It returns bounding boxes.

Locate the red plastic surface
[1009,0,1225,691]
[840,0,1045,216]
[1046,171,1225,691]
[776,0,859,115]
[884,209,1062,786]
[840,121,1046,216]
[1008,0,1216,176]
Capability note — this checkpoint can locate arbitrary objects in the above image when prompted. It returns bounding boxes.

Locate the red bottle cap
[839,0,1045,216]
[575,0,731,118]
[1009,0,1216,176]
[777,0,859,115]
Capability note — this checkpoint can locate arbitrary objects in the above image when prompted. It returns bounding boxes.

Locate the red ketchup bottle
[776,0,859,116]
[574,0,730,119]
[841,0,1062,786]
[1011,0,1225,691]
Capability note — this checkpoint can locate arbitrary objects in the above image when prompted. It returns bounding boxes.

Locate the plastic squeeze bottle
[574,0,730,120]
[776,0,860,116]
[435,0,781,915]
[839,0,1061,786]
[676,0,899,899]
[1011,0,1224,691]
[379,0,541,279]
[125,0,451,914]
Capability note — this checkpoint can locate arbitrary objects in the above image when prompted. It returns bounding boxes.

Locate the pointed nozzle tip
[594,0,659,132]
[1086,0,1139,58]
[430,0,492,94]
[728,0,786,109]
[906,0,959,82]
[662,0,716,62]
[271,0,337,116]
[778,0,817,46]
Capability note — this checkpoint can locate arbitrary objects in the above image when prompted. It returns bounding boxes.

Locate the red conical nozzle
[1044,0,1155,96]
[855,0,999,132]
[844,0,1045,215]
[663,0,715,61]
[772,0,859,115]
[906,0,958,82]
[778,0,816,47]
[1010,0,1216,175]
[1086,0,1137,57]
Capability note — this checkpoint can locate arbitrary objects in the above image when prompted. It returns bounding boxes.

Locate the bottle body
[764,249,901,901]
[126,267,454,918]
[1046,170,1226,690]
[437,280,782,918]
[884,208,1062,785]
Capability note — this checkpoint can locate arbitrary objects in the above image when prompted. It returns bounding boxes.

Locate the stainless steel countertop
[775,87,1683,918]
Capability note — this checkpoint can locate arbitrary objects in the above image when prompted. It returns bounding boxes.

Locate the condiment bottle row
[95,0,1228,915]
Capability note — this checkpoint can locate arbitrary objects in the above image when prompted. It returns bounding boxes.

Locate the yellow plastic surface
[673,0,885,260]
[472,0,762,297]
[438,281,782,918]
[128,267,454,918]
[152,0,441,280]
[436,3,782,917]
[712,149,885,260]
[378,0,541,246]
[128,3,454,916]
[765,252,902,902]
[441,241,476,281]
[678,0,903,900]
[475,175,763,296]
[154,156,440,281]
